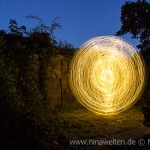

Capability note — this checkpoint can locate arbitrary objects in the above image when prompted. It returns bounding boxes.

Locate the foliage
[8,19,27,36]
[26,15,62,46]
[57,39,74,50]
[0,16,76,149]
[115,0,150,65]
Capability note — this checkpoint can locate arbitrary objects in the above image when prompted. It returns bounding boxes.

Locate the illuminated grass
[55,104,144,141]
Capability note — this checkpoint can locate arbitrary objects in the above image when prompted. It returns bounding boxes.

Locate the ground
[52,104,150,150]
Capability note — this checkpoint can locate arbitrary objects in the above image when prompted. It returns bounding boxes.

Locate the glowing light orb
[69,36,147,115]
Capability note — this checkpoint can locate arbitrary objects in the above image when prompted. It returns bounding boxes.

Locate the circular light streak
[69,36,147,115]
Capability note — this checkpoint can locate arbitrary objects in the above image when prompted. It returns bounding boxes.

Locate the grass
[51,103,150,149]
[1,83,150,150]
[55,105,142,137]
[1,98,149,150]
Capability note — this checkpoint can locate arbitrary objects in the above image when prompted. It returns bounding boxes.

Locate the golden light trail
[69,36,147,115]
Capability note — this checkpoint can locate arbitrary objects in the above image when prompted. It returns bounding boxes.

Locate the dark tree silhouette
[115,0,150,65]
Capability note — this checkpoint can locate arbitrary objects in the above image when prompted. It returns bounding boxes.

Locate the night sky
[0,0,139,48]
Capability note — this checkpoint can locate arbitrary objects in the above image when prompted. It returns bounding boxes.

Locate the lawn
[51,103,150,150]
[1,97,150,150]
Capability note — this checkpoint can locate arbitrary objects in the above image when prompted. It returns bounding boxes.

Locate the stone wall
[25,49,81,110]
[27,50,79,109]
[28,50,149,109]
[45,53,79,109]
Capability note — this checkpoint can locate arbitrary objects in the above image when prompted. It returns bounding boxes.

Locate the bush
[0,17,73,149]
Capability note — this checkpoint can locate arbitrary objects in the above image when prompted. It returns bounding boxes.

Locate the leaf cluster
[0,16,74,149]
[115,0,150,64]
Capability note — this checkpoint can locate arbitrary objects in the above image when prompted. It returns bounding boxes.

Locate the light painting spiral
[69,36,146,115]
